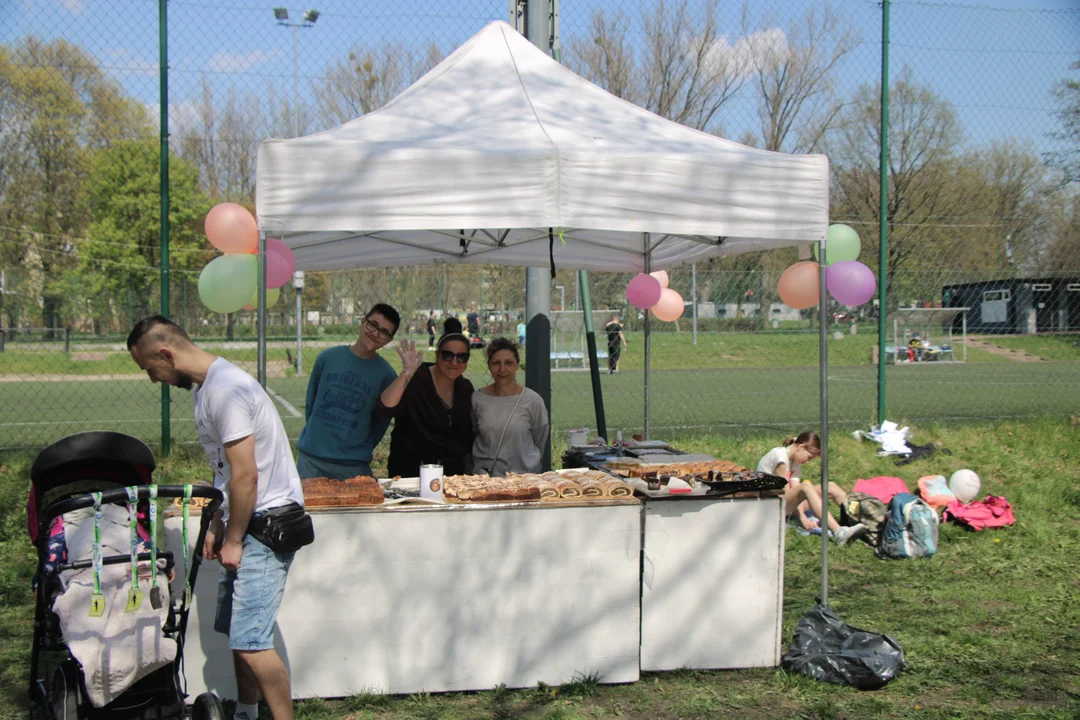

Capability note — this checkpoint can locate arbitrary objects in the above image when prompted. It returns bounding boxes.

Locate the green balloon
[198,253,258,314]
[813,224,861,265]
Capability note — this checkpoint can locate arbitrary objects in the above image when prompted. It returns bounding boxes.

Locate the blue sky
[4,0,1078,156]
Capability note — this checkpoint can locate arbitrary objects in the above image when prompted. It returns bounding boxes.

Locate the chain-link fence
[2,0,1078,452]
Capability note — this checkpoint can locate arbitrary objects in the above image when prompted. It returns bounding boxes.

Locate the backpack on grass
[839,491,887,546]
[876,492,939,559]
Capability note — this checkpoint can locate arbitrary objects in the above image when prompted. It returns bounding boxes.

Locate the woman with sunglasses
[378,328,476,479]
[296,303,400,480]
[471,338,548,476]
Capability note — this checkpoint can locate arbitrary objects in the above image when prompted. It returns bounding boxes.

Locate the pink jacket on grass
[943,495,1015,531]
[852,476,910,505]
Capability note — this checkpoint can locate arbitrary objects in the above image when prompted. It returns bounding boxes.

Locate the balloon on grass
[652,288,684,322]
[626,273,663,310]
[205,202,258,254]
[649,270,669,289]
[242,286,281,312]
[777,261,820,310]
[826,260,876,306]
[813,224,861,265]
[198,254,258,314]
[265,238,296,289]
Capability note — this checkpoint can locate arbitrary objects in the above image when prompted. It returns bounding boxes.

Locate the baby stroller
[26,431,226,720]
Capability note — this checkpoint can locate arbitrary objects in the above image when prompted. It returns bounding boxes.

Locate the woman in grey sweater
[471,338,549,476]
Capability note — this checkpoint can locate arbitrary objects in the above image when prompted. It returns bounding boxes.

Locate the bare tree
[743,2,858,154]
[313,41,443,126]
[1047,57,1080,187]
[565,10,638,103]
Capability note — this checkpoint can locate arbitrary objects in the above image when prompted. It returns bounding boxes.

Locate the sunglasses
[363,318,394,341]
[439,350,471,363]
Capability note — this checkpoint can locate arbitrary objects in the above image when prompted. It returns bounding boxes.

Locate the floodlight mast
[273,7,319,137]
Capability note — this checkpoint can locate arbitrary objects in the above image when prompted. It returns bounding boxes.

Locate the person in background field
[295,303,400,480]
[127,315,303,720]
[472,338,548,475]
[378,319,475,478]
[757,431,867,546]
[605,313,626,374]
[467,306,481,337]
[517,320,526,347]
[426,311,437,350]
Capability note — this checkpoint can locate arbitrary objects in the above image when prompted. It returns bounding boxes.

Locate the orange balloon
[649,270,669,289]
[652,288,684,322]
[778,261,820,310]
[205,202,258,254]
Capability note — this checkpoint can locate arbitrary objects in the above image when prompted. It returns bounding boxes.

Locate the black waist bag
[247,503,314,553]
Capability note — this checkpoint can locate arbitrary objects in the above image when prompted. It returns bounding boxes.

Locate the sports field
[2,334,1078,450]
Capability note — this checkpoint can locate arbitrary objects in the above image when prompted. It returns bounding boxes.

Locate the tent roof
[255,20,829,273]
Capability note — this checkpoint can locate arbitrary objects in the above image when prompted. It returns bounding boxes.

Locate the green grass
[2,418,1078,719]
[3,332,1079,451]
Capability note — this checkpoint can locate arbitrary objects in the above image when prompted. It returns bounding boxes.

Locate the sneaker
[834,523,869,546]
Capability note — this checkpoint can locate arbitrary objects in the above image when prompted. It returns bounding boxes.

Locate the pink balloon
[265,238,296,289]
[205,202,258,254]
[650,270,669,289]
[778,261,820,310]
[827,261,877,306]
[652,288,684,322]
[626,273,662,310]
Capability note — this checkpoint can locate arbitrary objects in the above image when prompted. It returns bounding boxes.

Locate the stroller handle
[42,485,224,529]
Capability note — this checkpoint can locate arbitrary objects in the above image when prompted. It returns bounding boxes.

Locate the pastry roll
[580,478,605,497]
[602,478,633,497]
[538,479,561,500]
[555,478,582,498]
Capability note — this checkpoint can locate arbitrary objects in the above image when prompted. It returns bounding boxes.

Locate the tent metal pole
[523,0,553,470]
[818,240,830,605]
[644,240,651,440]
[691,262,698,345]
[258,232,267,388]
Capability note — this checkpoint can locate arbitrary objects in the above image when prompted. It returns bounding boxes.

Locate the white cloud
[144,99,204,132]
[58,0,85,15]
[105,49,158,76]
[701,28,789,79]
[207,49,278,73]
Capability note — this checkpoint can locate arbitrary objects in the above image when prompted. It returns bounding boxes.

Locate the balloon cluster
[777,224,876,311]
[197,203,296,314]
[626,271,684,322]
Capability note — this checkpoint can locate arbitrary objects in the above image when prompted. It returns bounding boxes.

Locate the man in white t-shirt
[128,315,302,720]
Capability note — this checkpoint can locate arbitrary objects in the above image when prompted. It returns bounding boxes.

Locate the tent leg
[643,244,651,440]
[818,240,830,605]
[525,267,552,470]
[580,270,607,441]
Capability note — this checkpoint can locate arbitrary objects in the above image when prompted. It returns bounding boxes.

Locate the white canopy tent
[255,20,829,270]
[254,19,840,602]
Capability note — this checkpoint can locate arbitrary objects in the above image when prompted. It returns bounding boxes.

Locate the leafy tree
[0,37,148,330]
[78,139,212,325]
[1047,57,1080,186]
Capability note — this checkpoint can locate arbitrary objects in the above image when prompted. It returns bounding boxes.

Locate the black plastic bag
[781,603,906,690]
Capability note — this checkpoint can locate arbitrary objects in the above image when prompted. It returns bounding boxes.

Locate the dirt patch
[966,339,1050,362]
[72,352,111,361]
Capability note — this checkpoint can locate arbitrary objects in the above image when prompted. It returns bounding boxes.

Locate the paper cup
[419,464,444,500]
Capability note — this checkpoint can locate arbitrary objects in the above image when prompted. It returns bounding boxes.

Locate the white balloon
[949,469,981,504]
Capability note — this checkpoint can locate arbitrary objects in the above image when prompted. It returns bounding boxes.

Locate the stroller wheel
[49,663,80,720]
[190,693,226,720]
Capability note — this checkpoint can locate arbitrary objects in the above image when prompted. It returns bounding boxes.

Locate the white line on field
[266,387,302,418]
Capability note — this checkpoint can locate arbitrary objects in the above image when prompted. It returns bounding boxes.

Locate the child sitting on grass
[758,431,867,546]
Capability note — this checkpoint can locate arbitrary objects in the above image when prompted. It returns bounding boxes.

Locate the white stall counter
[167,499,643,699]
[640,495,786,671]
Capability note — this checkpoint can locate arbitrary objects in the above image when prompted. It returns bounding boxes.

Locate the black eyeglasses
[439,350,470,363]
[363,318,394,341]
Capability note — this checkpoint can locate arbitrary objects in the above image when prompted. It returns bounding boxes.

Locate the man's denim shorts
[214,531,295,651]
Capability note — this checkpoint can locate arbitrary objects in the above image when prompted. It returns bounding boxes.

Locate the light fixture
[303,9,320,23]
[273,7,289,20]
